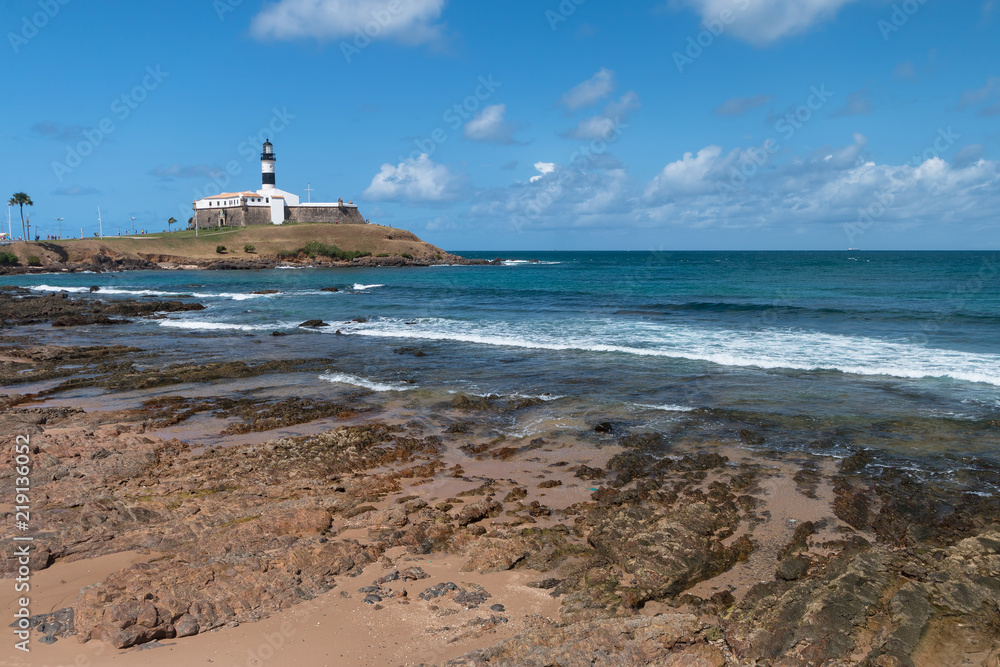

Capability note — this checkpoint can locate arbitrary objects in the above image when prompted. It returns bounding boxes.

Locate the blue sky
[2,0,998,250]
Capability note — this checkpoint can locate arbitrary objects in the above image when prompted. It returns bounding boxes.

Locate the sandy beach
[2,288,1000,667]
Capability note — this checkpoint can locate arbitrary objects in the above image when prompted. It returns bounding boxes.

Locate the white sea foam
[512,392,565,402]
[94,287,188,297]
[31,285,90,293]
[462,390,565,402]
[502,260,561,266]
[319,372,417,392]
[157,320,297,332]
[353,283,385,291]
[189,292,272,301]
[30,284,282,300]
[332,317,1000,387]
[633,403,697,412]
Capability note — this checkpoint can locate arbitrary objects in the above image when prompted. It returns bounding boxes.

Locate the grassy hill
[3,223,460,267]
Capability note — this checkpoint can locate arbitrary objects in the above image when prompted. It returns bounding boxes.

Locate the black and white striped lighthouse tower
[261,139,276,192]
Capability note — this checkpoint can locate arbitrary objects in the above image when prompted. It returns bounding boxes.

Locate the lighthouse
[261,139,276,192]
[192,138,367,228]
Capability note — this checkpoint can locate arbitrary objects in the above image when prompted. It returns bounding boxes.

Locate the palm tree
[8,193,32,243]
[167,217,177,233]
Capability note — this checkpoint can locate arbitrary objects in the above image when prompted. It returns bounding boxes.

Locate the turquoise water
[6,251,1000,480]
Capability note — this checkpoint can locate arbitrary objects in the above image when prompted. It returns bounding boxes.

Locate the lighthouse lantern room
[261,139,276,191]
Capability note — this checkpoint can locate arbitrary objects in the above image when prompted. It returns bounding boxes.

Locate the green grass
[122,228,244,240]
[279,241,372,261]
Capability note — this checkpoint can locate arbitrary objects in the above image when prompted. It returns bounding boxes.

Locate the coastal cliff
[0,222,488,273]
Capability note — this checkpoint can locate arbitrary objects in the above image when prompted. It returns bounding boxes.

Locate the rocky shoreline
[0,249,495,275]
[1,296,999,665]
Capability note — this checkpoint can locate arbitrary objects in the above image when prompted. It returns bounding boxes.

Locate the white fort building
[191,140,365,228]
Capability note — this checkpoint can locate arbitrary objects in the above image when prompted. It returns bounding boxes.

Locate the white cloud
[464,104,516,144]
[675,0,860,46]
[468,134,1000,241]
[959,77,1000,111]
[251,0,447,43]
[559,68,616,111]
[529,162,557,183]
[894,60,917,81]
[645,145,739,198]
[363,154,455,202]
[715,94,773,116]
[953,144,985,168]
[641,137,1000,232]
[566,92,640,140]
[835,89,873,117]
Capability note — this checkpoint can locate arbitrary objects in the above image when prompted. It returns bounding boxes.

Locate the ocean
[7,250,1000,489]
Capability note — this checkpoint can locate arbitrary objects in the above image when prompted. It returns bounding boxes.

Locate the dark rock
[775,556,810,581]
[298,320,328,328]
[594,422,613,434]
[173,614,199,638]
[445,614,709,665]
[503,487,527,503]
[401,567,429,581]
[574,465,605,480]
[457,498,502,527]
[738,429,765,445]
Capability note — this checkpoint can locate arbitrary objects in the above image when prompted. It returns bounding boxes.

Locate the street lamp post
[130,217,137,235]
[54,218,63,239]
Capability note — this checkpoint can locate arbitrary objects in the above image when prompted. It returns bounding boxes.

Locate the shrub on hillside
[0,251,18,266]
[27,255,42,267]
[375,253,390,258]
[244,244,256,253]
[216,245,226,254]
[301,242,370,261]
[400,252,413,260]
